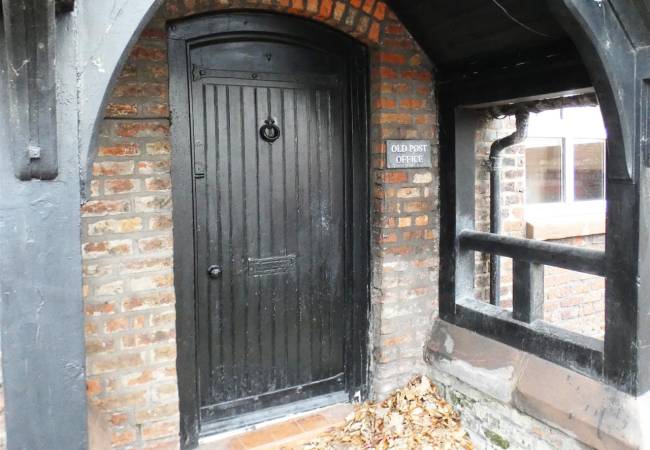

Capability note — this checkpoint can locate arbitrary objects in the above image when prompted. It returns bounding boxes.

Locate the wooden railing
[458,230,606,323]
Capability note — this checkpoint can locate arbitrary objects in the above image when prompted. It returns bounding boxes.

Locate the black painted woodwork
[389,0,571,71]
[55,0,74,14]
[458,231,607,277]
[438,104,610,386]
[169,13,370,448]
[192,52,346,421]
[548,0,648,395]
[454,297,604,380]
[2,0,58,180]
[388,0,591,105]
[397,0,649,395]
[512,261,544,324]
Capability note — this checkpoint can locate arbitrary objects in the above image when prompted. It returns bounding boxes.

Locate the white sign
[386,140,432,169]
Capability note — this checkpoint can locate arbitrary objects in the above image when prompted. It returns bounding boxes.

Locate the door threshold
[199,391,348,442]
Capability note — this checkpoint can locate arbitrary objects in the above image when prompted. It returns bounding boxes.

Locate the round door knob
[207,265,222,279]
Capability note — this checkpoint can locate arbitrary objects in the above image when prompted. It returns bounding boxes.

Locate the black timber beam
[0,1,88,448]
[458,230,607,277]
[438,45,592,108]
[55,0,74,14]
[453,298,604,380]
[549,0,646,396]
[438,107,483,321]
[2,0,58,180]
[637,46,650,397]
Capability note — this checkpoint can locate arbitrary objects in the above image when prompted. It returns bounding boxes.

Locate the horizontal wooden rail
[458,230,606,277]
[453,297,604,379]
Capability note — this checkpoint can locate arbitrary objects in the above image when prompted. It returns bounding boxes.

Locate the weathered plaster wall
[0,10,88,450]
[81,1,438,448]
[77,0,163,191]
[0,367,4,450]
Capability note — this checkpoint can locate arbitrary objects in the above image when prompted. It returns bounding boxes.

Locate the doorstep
[199,403,353,450]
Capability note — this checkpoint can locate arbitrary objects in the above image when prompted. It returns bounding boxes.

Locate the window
[525,138,563,204]
[524,107,606,213]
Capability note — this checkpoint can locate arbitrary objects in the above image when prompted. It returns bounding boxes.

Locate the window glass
[525,139,563,204]
[524,105,607,207]
[562,107,607,139]
[526,109,562,137]
[574,140,605,201]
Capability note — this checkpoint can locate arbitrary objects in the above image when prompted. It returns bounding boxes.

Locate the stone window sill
[525,209,605,241]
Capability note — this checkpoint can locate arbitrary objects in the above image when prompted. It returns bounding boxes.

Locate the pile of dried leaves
[304,376,473,450]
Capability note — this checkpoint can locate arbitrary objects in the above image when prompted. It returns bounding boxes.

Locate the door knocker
[260,117,281,143]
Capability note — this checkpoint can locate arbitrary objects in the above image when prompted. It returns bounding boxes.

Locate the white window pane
[527,109,562,138]
[525,139,563,204]
[562,106,607,139]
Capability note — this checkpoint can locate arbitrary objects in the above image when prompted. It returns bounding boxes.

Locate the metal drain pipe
[489,110,529,306]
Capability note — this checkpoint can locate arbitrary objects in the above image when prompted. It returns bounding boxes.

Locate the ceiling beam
[55,0,74,14]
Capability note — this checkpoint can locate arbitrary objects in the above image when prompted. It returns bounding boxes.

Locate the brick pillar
[369,14,438,397]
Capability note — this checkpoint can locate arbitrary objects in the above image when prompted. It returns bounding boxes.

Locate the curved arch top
[548,0,638,183]
[77,0,163,194]
[549,0,650,393]
[168,8,366,49]
[77,0,387,196]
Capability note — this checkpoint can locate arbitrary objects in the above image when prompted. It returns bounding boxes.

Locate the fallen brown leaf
[303,376,473,450]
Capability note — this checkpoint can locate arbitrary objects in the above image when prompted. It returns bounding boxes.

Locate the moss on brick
[485,429,510,449]
[449,390,477,409]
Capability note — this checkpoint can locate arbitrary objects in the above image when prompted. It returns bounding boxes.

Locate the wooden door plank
[242,85,262,395]
[216,85,235,400]
[283,88,300,388]
[269,86,289,389]
[295,88,313,383]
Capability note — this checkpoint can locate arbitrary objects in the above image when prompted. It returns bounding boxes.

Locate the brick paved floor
[199,403,353,450]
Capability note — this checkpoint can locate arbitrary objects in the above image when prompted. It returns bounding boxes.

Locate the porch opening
[473,102,607,341]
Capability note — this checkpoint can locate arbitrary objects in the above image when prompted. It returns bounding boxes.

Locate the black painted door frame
[168,12,370,448]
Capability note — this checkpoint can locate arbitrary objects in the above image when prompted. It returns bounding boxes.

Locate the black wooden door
[189,39,347,424]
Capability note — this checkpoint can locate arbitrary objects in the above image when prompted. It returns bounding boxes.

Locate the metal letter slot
[248,255,295,276]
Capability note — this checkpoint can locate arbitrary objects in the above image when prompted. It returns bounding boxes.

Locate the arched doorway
[168,12,370,446]
[80,2,438,449]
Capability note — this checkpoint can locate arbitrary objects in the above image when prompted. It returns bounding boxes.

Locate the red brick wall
[474,116,526,306]
[369,15,438,397]
[81,1,438,448]
[542,235,605,338]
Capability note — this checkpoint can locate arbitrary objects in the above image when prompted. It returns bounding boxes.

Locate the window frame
[437,0,649,398]
[440,109,608,391]
[524,107,607,218]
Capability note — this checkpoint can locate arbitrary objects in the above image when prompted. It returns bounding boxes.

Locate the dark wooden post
[438,104,483,320]
[512,261,544,323]
[550,0,648,396]
[2,0,58,180]
[0,2,88,449]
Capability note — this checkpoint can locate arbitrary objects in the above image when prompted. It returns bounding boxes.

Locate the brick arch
[160,0,388,46]
[81,1,438,448]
